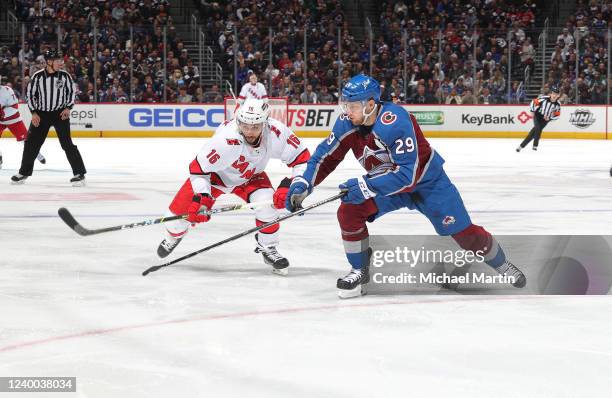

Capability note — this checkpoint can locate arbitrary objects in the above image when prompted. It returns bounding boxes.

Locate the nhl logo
[569,109,596,129]
[56,79,65,89]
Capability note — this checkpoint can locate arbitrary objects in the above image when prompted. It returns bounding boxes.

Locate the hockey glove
[339,176,377,204]
[273,177,292,209]
[285,176,311,212]
[187,193,215,223]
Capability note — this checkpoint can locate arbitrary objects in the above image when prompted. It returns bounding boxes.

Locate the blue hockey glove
[338,176,377,204]
[285,177,312,212]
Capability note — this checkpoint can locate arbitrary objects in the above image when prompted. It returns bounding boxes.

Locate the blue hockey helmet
[341,75,381,103]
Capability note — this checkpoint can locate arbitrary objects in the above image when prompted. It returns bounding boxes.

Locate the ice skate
[157,235,183,258]
[254,233,289,275]
[70,174,86,187]
[337,267,369,299]
[495,260,527,288]
[10,173,27,184]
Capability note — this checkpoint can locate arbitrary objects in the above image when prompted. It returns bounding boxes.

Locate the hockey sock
[452,224,506,269]
[343,238,370,269]
[337,201,378,270]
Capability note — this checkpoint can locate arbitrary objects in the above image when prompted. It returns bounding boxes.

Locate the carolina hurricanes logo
[381,111,397,125]
[248,87,262,99]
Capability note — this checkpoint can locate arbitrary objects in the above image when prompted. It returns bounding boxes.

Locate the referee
[516,84,561,152]
[11,49,86,186]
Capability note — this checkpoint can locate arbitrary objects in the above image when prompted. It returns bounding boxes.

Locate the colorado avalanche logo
[442,216,456,226]
[359,146,393,176]
[381,111,397,125]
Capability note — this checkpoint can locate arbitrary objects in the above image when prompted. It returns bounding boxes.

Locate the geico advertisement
[17,104,226,131]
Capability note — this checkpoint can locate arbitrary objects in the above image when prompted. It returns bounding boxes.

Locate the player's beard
[357,104,381,136]
[358,124,373,136]
[242,131,263,147]
[247,134,262,147]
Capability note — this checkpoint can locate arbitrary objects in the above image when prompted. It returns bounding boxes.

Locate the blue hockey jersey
[302,102,443,196]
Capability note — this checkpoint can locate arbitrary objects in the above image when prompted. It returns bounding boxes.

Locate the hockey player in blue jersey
[284,74,526,298]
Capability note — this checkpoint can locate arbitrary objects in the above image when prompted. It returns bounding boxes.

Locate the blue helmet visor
[339,98,367,115]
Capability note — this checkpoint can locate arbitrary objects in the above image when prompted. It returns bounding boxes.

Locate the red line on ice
[0,296,547,353]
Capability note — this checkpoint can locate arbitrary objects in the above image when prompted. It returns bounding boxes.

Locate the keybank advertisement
[15,104,609,138]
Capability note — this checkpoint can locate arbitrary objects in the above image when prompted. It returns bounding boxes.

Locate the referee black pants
[520,113,548,148]
[19,110,86,176]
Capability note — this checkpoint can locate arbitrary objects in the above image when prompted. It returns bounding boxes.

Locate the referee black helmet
[549,84,560,94]
[44,49,62,61]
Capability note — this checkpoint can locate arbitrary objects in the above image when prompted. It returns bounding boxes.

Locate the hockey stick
[226,79,241,118]
[142,191,346,276]
[58,201,272,237]
[226,79,237,100]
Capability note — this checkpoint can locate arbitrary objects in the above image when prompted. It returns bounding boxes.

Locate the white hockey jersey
[238,82,268,104]
[189,118,310,195]
[0,85,22,125]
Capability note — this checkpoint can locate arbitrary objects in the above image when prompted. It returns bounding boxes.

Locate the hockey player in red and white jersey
[157,98,310,274]
[237,72,268,105]
[0,84,46,169]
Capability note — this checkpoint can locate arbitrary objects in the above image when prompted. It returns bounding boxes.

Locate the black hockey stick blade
[142,191,346,276]
[57,207,185,236]
[142,264,165,276]
[58,201,272,237]
[58,207,94,236]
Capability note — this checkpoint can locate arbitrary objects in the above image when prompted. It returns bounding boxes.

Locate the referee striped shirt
[529,95,561,120]
[27,68,75,112]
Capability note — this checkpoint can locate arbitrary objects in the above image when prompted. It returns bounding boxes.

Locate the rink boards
[5,103,611,139]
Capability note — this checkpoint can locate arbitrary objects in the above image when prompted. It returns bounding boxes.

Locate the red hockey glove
[273,177,292,209]
[187,193,215,223]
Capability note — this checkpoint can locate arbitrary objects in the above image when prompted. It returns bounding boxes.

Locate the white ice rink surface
[0,137,611,397]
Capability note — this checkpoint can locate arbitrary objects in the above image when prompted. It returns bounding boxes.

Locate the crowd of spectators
[372,0,609,105]
[1,0,608,105]
[198,0,358,104]
[1,0,212,103]
[373,0,546,105]
[195,0,549,104]
[547,0,609,105]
